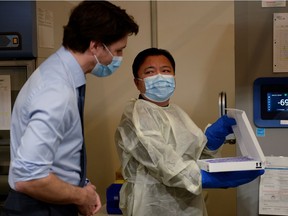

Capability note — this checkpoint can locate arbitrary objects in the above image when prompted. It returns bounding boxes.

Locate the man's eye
[145,70,156,75]
[162,69,172,73]
[116,50,123,55]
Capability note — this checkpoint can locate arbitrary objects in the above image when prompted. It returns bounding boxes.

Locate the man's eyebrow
[119,45,127,50]
[160,65,172,69]
[144,66,156,70]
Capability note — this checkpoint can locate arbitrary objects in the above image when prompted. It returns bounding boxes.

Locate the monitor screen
[267,92,288,112]
[254,77,288,127]
[261,85,288,120]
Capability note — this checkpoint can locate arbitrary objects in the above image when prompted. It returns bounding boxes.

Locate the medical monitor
[254,77,288,127]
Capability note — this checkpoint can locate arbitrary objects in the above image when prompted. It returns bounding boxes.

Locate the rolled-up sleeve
[11,82,74,183]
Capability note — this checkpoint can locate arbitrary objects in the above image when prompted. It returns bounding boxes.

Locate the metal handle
[218,91,227,117]
[218,91,236,144]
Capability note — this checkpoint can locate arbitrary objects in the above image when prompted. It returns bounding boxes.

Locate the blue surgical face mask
[140,74,175,102]
[91,44,123,77]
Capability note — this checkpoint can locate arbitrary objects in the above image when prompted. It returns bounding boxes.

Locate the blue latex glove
[205,115,236,150]
[201,169,265,189]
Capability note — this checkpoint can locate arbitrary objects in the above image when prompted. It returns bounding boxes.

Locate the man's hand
[205,115,236,150]
[201,169,265,188]
[77,183,102,216]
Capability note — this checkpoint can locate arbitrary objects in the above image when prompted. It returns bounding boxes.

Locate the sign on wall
[273,13,288,73]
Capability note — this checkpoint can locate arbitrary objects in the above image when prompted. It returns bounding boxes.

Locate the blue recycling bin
[106,183,123,214]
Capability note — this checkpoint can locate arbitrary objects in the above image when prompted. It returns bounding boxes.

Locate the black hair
[132,48,176,78]
[63,0,139,53]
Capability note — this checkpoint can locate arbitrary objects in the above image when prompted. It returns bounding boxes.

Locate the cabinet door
[0,60,35,198]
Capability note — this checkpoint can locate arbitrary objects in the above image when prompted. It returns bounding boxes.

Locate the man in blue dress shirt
[2,1,138,216]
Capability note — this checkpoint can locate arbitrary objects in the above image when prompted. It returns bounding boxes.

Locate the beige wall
[157,2,235,215]
[36,1,77,65]
[84,0,152,208]
[35,1,236,215]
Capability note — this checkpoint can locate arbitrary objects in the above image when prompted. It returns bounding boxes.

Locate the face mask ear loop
[103,44,114,57]
[94,55,100,64]
[136,77,144,81]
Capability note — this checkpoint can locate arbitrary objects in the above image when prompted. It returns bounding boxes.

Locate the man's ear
[134,78,145,93]
[134,78,139,87]
[89,41,102,53]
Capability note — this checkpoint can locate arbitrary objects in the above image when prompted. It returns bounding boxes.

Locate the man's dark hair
[132,48,176,78]
[63,1,139,53]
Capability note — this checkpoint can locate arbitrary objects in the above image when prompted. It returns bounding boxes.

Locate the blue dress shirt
[8,46,86,189]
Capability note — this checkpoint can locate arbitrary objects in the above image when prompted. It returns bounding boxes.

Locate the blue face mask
[91,45,123,77]
[141,74,175,102]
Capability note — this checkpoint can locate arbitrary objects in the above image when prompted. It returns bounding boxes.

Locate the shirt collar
[56,46,86,89]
